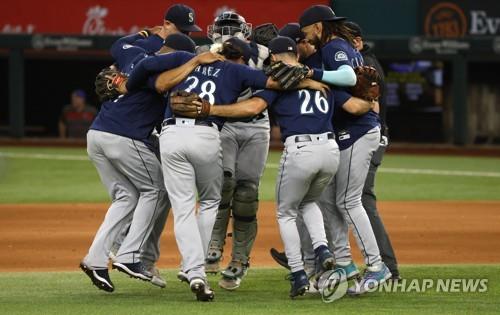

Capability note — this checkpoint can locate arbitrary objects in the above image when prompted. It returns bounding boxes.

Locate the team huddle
[80,3,400,302]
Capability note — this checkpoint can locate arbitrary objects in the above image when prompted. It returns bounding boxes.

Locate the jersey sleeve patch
[334,51,348,62]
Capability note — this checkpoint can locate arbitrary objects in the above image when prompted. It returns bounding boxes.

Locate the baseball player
[273,23,323,279]
[125,37,327,301]
[172,36,377,298]
[80,28,170,292]
[269,22,363,285]
[300,5,392,294]
[345,21,400,281]
[81,32,213,292]
[109,4,204,288]
[203,12,272,291]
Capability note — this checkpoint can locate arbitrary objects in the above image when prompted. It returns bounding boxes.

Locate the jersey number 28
[184,76,216,104]
[299,90,329,114]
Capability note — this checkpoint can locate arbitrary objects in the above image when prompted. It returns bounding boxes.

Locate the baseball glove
[169,90,211,119]
[251,23,279,47]
[95,66,127,102]
[264,61,310,90]
[350,66,381,102]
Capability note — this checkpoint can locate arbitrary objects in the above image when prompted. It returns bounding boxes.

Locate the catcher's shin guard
[230,181,259,264]
[206,173,235,268]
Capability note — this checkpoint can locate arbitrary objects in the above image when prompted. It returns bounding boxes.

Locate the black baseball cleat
[288,270,309,299]
[112,261,153,281]
[270,248,290,270]
[79,262,114,292]
[190,278,215,302]
[315,245,335,272]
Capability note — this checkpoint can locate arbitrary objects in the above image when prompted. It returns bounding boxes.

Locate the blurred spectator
[58,90,97,138]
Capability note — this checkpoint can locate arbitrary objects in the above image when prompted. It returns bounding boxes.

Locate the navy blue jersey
[321,38,363,70]
[90,35,166,143]
[111,33,164,70]
[256,88,338,142]
[321,38,380,150]
[168,61,268,127]
[303,50,323,69]
[126,52,268,128]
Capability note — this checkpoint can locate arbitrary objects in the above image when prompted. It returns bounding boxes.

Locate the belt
[162,118,214,128]
[294,132,334,143]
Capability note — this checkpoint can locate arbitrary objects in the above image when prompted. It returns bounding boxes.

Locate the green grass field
[1,266,499,315]
[0,147,499,314]
[0,146,499,203]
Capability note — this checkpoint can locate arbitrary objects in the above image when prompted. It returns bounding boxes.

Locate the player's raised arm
[125,51,224,92]
[153,52,225,93]
[110,29,166,68]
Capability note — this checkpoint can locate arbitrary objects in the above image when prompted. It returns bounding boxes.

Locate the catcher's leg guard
[229,180,259,266]
[220,181,258,289]
[206,172,235,269]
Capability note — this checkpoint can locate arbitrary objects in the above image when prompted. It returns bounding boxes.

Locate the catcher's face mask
[208,11,252,44]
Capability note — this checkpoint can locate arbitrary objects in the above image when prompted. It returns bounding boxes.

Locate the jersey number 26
[299,90,329,115]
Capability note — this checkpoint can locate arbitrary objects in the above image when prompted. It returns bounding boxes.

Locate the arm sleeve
[333,89,352,108]
[126,52,193,91]
[319,65,356,87]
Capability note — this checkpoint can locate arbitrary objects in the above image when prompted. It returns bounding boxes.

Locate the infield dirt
[1,201,499,271]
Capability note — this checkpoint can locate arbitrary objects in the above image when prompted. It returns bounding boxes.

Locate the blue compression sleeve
[315,65,357,87]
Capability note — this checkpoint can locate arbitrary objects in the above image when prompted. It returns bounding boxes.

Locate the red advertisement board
[1,0,326,35]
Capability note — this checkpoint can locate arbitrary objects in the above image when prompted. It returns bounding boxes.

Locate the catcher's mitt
[170,90,211,119]
[350,66,380,102]
[251,23,279,47]
[95,66,127,102]
[264,61,310,90]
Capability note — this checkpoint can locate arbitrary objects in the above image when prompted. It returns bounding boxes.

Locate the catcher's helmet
[208,11,252,43]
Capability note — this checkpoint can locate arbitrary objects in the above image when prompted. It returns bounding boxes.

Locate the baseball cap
[164,4,202,32]
[278,23,305,43]
[163,33,196,53]
[224,37,252,63]
[268,36,297,55]
[344,21,363,37]
[299,5,346,28]
[72,89,86,99]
